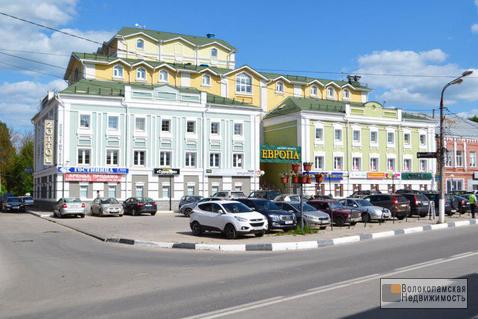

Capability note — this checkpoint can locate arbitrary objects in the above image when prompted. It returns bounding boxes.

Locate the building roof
[116,27,235,50]
[264,97,353,118]
[402,112,435,122]
[440,116,478,138]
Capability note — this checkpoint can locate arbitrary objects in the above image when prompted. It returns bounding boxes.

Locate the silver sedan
[340,198,392,222]
[274,201,331,229]
[90,198,123,217]
[53,198,86,218]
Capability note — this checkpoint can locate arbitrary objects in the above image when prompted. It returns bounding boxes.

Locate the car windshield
[290,203,316,212]
[138,197,154,202]
[254,200,280,211]
[231,192,245,197]
[101,198,119,204]
[7,197,20,203]
[64,198,81,203]
[356,199,373,207]
[222,202,252,213]
[23,197,33,201]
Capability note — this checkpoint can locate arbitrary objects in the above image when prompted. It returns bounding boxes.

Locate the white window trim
[107,114,120,134]
[470,152,477,168]
[314,123,324,145]
[185,119,197,137]
[105,149,119,166]
[201,74,212,87]
[326,86,336,99]
[232,152,244,168]
[275,81,284,94]
[185,151,197,168]
[158,70,169,83]
[352,127,361,146]
[343,89,350,101]
[314,152,325,170]
[77,148,91,166]
[136,67,147,81]
[210,121,221,139]
[160,117,172,137]
[351,156,362,171]
[233,122,244,140]
[419,159,428,171]
[113,64,124,80]
[159,151,172,167]
[419,131,427,149]
[209,152,221,168]
[136,38,145,50]
[386,129,396,147]
[386,157,397,171]
[369,128,379,147]
[133,150,146,167]
[78,112,92,132]
[334,127,344,145]
[403,130,412,148]
[211,48,218,58]
[134,116,146,135]
[403,155,413,172]
[235,72,253,95]
[310,85,318,97]
[369,156,380,172]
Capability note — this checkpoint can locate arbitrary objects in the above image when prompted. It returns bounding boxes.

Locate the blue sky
[1,0,478,132]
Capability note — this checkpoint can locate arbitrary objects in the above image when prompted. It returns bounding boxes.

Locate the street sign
[417,152,437,159]
[153,168,180,176]
[57,167,129,174]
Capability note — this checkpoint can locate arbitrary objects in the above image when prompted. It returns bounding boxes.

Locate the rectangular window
[419,134,427,146]
[470,152,477,168]
[106,150,119,165]
[187,185,195,196]
[134,151,145,166]
[370,158,379,171]
[352,157,361,171]
[370,131,378,145]
[387,158,396,171]
[233,153,243,168]
[334,128,342,142]
[108,185,116,198]
[80,114,90,128]
[78,149,90,165]
[80,185,88,199]
[234,123,243,136]
[334,156,343,170]
[234,185,242,191]
[456,150,463,167]
[136,185,144,198]
[315,127,323,141]
[161,119,171,132]
[446,151,453,167]
[108,116,119,130]
[186,121,195,133]
[211,122,220,134]
[210,153,220,168]
[403,159,412,172]
[353,130,361,144]
[387,132,394,145]
[314,156,324,169]
[162,185,170,199]
[420,159,427,171]
[160,151,172,167]
[135,117,145,132]
[404,133,411,145]
[185,152,196,168]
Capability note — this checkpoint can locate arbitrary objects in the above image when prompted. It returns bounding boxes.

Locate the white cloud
[472,24,478,33]
[355,49,478,106]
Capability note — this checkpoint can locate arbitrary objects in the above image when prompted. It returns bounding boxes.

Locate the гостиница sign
[260,145,301,163]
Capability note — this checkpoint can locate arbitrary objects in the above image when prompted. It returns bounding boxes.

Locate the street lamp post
[438,70,473,223]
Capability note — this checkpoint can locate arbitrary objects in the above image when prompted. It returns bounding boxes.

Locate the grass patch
[275,224,320,236]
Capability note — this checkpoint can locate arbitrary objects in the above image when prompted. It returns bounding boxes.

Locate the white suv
[190,200,268,239]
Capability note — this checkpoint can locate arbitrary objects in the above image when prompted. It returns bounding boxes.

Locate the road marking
[181,250,478,319]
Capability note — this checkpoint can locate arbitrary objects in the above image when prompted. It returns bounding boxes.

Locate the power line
[0,60,64,78]
[0,51,64,69]
[0,48,69,57]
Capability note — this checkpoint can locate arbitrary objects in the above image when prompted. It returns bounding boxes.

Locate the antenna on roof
[206,33,216,38]
[134,23,146,29]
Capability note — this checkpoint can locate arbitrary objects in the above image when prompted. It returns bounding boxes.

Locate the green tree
[8,134,34,195]
[0,121,15,195]
[469,115,478,123]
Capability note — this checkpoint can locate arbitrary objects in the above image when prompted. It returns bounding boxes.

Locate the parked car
[212,191,246,199]
[248,190,281,200]
[449,190,475,197]
[53,198,86,218]
[190,200,268,239]
[421,192,455,216]
[20,196,34,207]
[180,197,221,216]
[338,198,392,222]
[307,200,362,226]
[1,197,25,212]
[123,197,157,216]
[311,194,333,200]
[395,189,424,194]
[179,195,203,209]
[90,198,123,217]
[398,193,430,217]
[236,198,297,231]
[274,201,331,229]
[273,193,301,202]
[363,194,410,220]
[349,190,382,198]
[454,195,470,214]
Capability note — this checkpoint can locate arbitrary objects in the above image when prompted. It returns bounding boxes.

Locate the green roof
[402,112,434,122]
[265,97,354,119]
[116,27,235,50]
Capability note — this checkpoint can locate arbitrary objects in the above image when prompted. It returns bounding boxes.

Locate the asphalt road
[1,213,477,319]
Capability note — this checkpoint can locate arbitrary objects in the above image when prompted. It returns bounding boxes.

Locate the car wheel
[80,214,85,218]
[151,212,156,216]
[224,224,237,239]
[397,215,405,220]
[319,226,327,230]
[191,221,203,236]
[335,216,345,226]
[419,212,428,218]
[255,230,265,237]
[184,208,193,217]
[350,221,357,226]
[361,213,371,223]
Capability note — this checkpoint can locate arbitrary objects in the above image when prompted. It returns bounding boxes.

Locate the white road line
[180,251,478,319]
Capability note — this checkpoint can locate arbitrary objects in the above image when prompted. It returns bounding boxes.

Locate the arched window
[202,74,211,86]
[275,81,284,93]
[236,73,252,93]
[113,64,123,78]
[159,70,168,82]
[343,89,350,100]
[327,86,336,99]
[136,67,146,81]
[211,48,218,58]
[136,39,144,49]
[311,85,318,97]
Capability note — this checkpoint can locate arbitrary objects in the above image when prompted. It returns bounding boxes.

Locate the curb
[27,210,478,253]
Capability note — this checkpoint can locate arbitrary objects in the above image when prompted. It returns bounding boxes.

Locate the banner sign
[368,172,386,179]
[43,120,54,166]
[58,167,129,174]
[153,168,180,176]
[401,172,432,180]
[349,171,367,179]
[64,174,123,182]
[260,145,301,163]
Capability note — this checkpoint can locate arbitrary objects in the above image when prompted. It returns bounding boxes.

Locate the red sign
[64,174,123,182]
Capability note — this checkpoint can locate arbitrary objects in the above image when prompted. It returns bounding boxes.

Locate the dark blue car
[236,198,296,231]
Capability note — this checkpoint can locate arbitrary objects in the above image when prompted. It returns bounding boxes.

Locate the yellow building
[65,27,371,113]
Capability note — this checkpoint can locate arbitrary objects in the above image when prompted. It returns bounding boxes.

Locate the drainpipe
[202,98,211,197]
[346,119,350,198]
[121,96,129,199]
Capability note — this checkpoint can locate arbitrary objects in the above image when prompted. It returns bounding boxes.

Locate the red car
[307,199,362,226]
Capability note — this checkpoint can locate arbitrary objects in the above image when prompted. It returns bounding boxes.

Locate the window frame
[202,74,211,87]
[370,157,379,171]
[235,73,252,94]
[352,157,361,171]
[107,115,119,131]
[211,48,218,58]
[403,158,412,172]
[310,85,318,97]
[161,119,171,133]
[106,149,119,166]
[275,81,284,94]
[327,86,336,99]
[387,158,396,171]
[186,120,196,134]
[232,153,244,168]
[79,113,91,130]
[333,156,344,171]
[159,151,172,167]
[136,67,146,81]
[210,121,220,135]
[77,148,91,165]
[133,150,146,166]
[113,64,124,79]
[370,129,378,146]
[185,152,197,168]
[314,155,325,170]
[159,70,169,82]
[136,38,145,49]
[343,88,350,100]
[334,127,343,144]
[135,117,146,133]
[209,153,221,168]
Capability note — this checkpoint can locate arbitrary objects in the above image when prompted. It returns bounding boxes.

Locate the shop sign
[385,172,401,180]
[260,144,301,163]
[64,174,123,182]
[401,172,433,180]
[58,167,129,174]
[367,172,385,179]
[349,171,367,179]
[153,168,180,176]
[205,168,255,177]
[315,172,343,182]
[43,120,54,166]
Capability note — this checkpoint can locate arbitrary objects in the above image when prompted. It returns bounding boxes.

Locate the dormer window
[311,85,318,97]
[211,48,218,58]
[202,74,211,86]
[275,81,284,93]
[136,67,146,81]
[343,89,350,100]
[159,70,168,82]
[136,39,144,49]
[113,64,123,78]
[327,87,336,99]
[236,73,252,94]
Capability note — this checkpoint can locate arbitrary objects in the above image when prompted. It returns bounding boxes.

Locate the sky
[0,0,478,132]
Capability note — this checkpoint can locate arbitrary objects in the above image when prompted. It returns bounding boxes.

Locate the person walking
[469,193,476,219]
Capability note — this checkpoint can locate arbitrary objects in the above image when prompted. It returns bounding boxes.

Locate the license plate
[285,221,293,224]
[145,204,152,207]
[423,202,429,206]
[13,206,19,209]
[401,204,407,207]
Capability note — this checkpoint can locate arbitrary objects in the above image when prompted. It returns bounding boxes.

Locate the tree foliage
[469,115,478,123]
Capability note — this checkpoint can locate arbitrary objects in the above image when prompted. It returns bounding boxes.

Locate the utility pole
[438,70,473,223]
